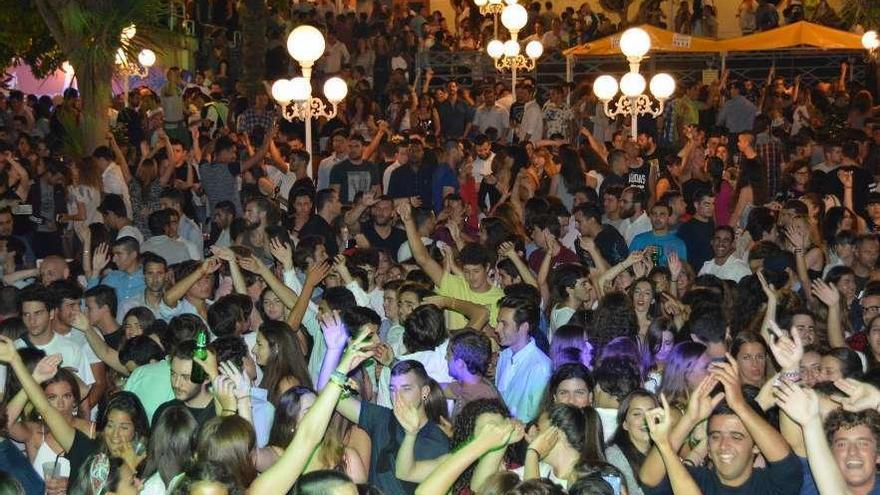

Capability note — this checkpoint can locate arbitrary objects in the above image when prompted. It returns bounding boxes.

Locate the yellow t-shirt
[437,273,504,330]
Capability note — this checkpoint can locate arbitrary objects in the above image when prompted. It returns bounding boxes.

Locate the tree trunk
[240,0,268,98]
[73,58,114,157]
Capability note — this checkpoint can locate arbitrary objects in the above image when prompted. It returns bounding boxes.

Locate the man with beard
[618,187,651,245]
[629,203,687,266]
[387,138,435,208]
[300,189,343,257]
[361,196,407,256]
[242,196,278,265]
[641,360,802,495]
[152,339,217,426]
[118,252,168,318]
[330,134,381,205]
[698,226,751,282]
[471,134,495,185]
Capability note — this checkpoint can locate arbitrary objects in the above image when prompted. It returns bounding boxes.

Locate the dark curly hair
[591,292,638,349]
[451,398,512,494]
[824,409,880,451]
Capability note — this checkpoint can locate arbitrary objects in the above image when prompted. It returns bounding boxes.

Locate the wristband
[780,370,801,383]
[236,395,250,401]
[222,408,237,414]
[527,447,541,457]
[330,370,349,388]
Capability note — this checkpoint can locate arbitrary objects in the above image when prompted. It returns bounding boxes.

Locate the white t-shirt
[102,163,132,217]
[15,333,94,385]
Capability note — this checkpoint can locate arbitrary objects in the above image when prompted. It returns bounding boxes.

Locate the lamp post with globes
[116,26,156,107]
[270,25,348,178]
[485,3,542,94]
[592,27,675,140]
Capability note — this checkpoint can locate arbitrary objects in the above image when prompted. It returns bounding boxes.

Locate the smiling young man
[698,225,752,283]
[399,201,503,330]
[640,359,802,495]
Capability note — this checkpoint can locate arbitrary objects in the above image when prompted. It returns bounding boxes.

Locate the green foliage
[839,0,880,30]
[599,0,635,24]
[0,0,64,78]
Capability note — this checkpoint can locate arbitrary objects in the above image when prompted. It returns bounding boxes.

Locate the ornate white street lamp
[593,27,675,140]
[116,47,156,107]
[485,3,542,94]
[271,25,348,177]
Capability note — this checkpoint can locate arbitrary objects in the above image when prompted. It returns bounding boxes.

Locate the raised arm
[241,126,274,173]
[711,354,791,462]
[640,374,723,487]
[398,201,445,286]
[0,341,76,452]
[579,127,608,162]
[108,132,131,183]
[415,420,521,495]
[423,295,489,332]
[498,242,537,287]
[775,380,849,495]
[164,257,221,308]
[248,326,373,494]
[71,312,127,375]
[812,280,844,348]
[646,394,703,495]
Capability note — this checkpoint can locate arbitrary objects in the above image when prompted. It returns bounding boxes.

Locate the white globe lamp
[475,0,488,6]
[503,40,521,57]
[486,39,505,59]
[620,72,647,97]
[620,27,651,59]
[863,30,880,50]
[287,26,326,64]
[500,3,528,33]
[593,75,619,101]
[121,24,137,41]
[271,79,294,102]
[525,40,543,59]
[137,49,156,68]
[324,77,348,103]
[649,73,675,99]
[288,77,312,102]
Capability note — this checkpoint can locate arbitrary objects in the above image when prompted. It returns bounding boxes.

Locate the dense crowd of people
[3,7,880,495]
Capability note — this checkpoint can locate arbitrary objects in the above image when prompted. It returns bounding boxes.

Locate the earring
[421,395,427,402]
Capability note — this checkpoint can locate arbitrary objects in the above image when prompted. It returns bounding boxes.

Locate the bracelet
[222,408,237,414]
[780,370,801,382]
[329,370,349,388]
[527,447,541,457]
[236,395,250,400]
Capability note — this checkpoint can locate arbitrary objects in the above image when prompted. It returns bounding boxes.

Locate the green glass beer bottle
[191,328,208,384]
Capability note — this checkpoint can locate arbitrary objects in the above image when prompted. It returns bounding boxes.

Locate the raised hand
[69,311,90,332]
[92,243,111,274]
[497,241,517,260]
[811,279,840,307]
[338,325,375,374]
[320,310,349,351]
[756,268,775,300]
[667,250,682,280]
[837,169,854,190]
[545,231,561,257]
[269,238,293,270]
[774,379,820,426]
[686,374,725,422]
[212,374,237,411]
[645,393,674,447]
[305,261,332,287]
[764,321,803,372]
[210,245,237,263]
[201,257,222,275]
[830,378,880,412]
[33,354,62,383]
[396,201,412,223]
[710,354,745,409]
[0,336,20,364]
[237,254,268,275]
[219,361,251,399]
[361,192,379,207]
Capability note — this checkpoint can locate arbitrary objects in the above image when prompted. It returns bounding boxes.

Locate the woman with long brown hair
[252,320,314,404]
[129,157,170,235]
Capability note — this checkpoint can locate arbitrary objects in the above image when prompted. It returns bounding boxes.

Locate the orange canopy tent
[563,21,866,57]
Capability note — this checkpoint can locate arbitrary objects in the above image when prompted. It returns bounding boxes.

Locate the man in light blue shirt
[495,296,552,423]
[629,203,688,267]
[86,236,145,304]
[716,82,758,134]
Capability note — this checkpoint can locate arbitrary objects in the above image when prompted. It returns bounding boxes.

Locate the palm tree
[239,0,268,98]
[839,0,880,30]
[29,0,167,155]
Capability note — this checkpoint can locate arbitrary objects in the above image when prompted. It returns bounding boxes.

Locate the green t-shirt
[437,273,504,330]
[124,359,174,422]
